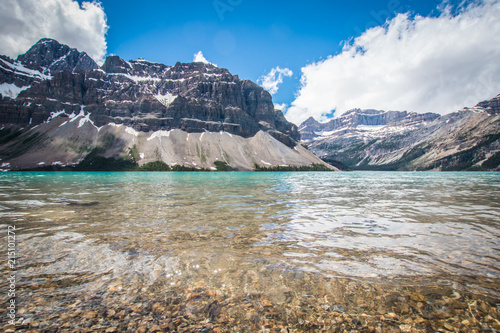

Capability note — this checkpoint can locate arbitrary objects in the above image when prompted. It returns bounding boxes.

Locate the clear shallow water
[1,171,499,331]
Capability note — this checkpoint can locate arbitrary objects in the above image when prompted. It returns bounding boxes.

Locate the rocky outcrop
[300,97,500,171]
[0,38,332,171]
[474,94,500,115]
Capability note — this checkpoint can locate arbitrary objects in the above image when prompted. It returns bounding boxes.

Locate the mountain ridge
[300,95,500,171]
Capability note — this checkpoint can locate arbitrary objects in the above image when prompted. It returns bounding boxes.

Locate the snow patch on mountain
[155,93,177,108]
[0,83,31,99]
[125,127,139,136]
[0,58,52,80]
[147,130,173,141]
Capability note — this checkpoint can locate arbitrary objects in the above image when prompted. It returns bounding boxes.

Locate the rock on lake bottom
[1,171,499,332]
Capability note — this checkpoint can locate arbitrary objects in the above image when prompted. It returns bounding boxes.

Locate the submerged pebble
[1,172,499,331]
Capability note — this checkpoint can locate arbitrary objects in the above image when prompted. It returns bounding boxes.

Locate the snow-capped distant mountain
[299,109,439,142]
[0,38,334,171]
[300,97,500,171]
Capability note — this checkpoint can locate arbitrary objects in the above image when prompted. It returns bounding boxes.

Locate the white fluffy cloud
[0,0,108,65]
[259,66,293,95]
[193,51,217,66]
[286,0,500,125]
[274,103,288,112]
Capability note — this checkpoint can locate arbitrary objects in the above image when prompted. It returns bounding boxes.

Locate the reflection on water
[0,171,499,332]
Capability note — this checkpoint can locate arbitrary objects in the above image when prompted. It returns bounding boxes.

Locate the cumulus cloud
[286,0,500,125]
[274,103,288,112]
[193,51,217,66]
[0,0,108,65]
[258,66,293,95]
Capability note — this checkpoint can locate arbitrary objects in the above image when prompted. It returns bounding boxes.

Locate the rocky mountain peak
[300,117,320,127]
[16,38,98,75]
[101,55,132,74]
[475,94,500,115]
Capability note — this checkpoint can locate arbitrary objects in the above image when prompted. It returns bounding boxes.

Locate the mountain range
[0,38,333,171]
[299,96,500,171]
[2,38,498,172]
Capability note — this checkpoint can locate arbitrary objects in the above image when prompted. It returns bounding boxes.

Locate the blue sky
[1,0,499,124]
[96,0,443,111]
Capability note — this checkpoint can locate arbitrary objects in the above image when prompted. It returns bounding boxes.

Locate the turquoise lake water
[1,171,499,331]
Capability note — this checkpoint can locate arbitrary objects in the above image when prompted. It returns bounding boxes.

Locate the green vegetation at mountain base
[254,164,333,171]
[214,161,235,171]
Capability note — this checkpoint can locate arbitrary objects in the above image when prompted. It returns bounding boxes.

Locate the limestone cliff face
[1,39,299,144]
[0,39,332,171]
[300,97,500,171]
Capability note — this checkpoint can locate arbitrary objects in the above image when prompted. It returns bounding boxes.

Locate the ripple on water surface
[0,171,499,331]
